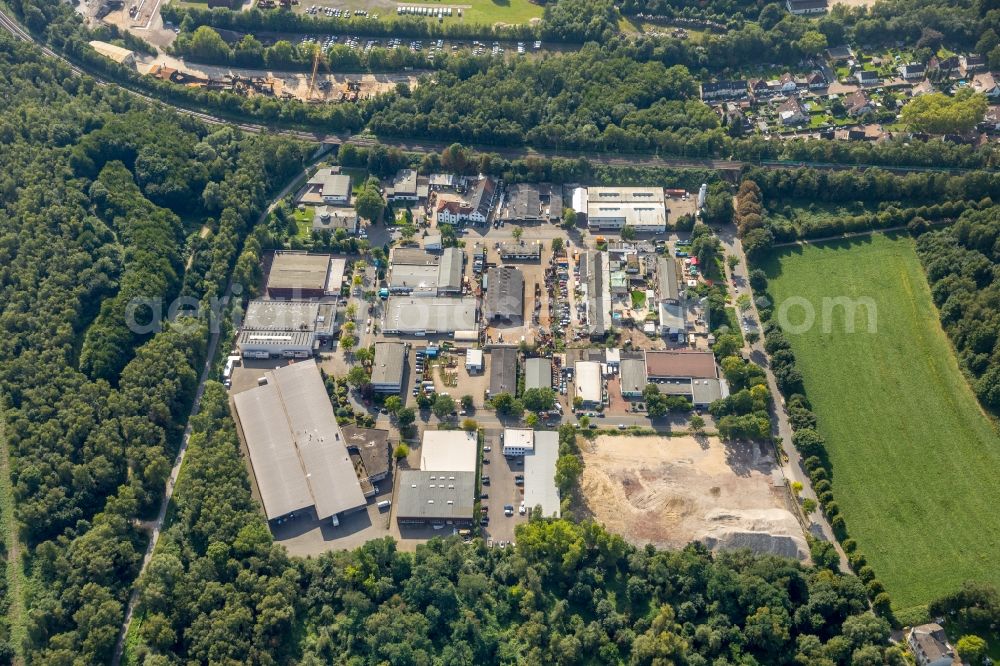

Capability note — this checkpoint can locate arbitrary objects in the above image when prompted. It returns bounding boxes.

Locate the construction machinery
[306,43,323,100]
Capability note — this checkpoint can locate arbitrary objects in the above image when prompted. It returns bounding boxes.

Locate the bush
[824,501,840,518]
[831,514,847,538]
[841,538,857,553]
[814,479,832,495]
[818,491,835,505]
[849,551,867,569]
[867,579,886,596]
[857,565,875,583]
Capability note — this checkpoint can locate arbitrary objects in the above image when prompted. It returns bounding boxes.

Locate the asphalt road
[716,223,851,573]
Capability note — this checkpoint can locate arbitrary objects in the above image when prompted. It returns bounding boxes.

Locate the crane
[306,43,322,100]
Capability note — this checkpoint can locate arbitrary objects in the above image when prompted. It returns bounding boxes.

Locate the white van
[377,500,391,511]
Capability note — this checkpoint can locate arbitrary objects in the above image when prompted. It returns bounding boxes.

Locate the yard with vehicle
[762,234,1000,615]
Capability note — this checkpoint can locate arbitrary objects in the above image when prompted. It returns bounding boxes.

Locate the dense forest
[0,31,307,662]
[916,207,1000,413]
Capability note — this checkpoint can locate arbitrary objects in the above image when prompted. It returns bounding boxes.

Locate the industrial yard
[578,434,808,561]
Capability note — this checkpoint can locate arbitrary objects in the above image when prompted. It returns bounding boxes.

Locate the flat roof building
[620,358,647,398]
[383,296,478,336]
[503,428,534,456]
[386,168,419,201]
[395,470,476,526]
[341,425,391,483]
[266,252,339,298]
[524,357,552,390]
[232,360,365,523]
[499,183,563,224]
[371,341,407,394]
[524,430,560,517]
[312,206,359,235]
[466,348,484,373]
[302,168,351,206]
[421,430,478,472]
[575,360,604,406]
[485,266,524,325]
[645,350,718,379]
[237,300,337,358]
[387,247,463,294]
[489,347,519,396]
[585,187,667,233]
[498,240,542,261]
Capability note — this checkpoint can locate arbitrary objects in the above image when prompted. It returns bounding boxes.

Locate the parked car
[503,504,514,516]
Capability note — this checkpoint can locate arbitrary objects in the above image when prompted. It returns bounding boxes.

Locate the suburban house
[777,97,808,126]
[899,62,926,80]
[806,71,827,89]
[973,72,1000,99]
[962,53,987,74]
[748,78,772,98]
[778,72,798,93]
[303,168,351,206]
[855,69,881,86]
[825,45,854,63]
[982,105,1000,131]
[312,206,359,235]
[385,168,420,202]
[929,55,960,77]
[845,90,875,117]
[700,80,747,101]
[786,0,827,14]
[906,624,956,666]
[436,177,497,225]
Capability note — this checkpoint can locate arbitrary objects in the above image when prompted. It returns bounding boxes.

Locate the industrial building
[581,187,667,233]
[232,360,366,524]
[89,40,136,68]
[302,168,351,206]
[466,348,484,373]
[575,360,604,406]
[341,425,391,484]
[657,257,681,304]
[312,206,359,235]
[237,300,337,358]
[489,347,519,397]
[370,342,407,394]
[499,183,563,224]
[497,241,542,261]
[659,302,687,339]
[580,251,612,338]
[524,431,560,518]
[266,252,342,298]
[524,357,552,390]
[395,470,476,526]
[484,266,524,325]
[620,358,648,398]
[387,247,463,295]
[382,297,478,336]
[502,428,535,456]
[385,168,420,202]
[420,430,478,472]
[644,350,727,408]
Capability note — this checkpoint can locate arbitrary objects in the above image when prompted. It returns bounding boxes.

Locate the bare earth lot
[579,435,808,560]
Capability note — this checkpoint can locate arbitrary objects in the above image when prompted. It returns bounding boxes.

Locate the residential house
[312,206,360,235]
[929,55,960,77]
[385,168,419,202]
[844,90,875,117]
[856,69,881,86]
[700,80,747,101]
[899,62,926,80]
[748,78,772,98]
[778,72,798,93]
[786,0,827,14]
[981,105,1000,131]
[436,199,474,225]
[777,97,808,126]
[806,71,827,89]
[302,168,351,206]
[973,71,1000,99]
[962,53,987,75]
[826,45,854,63]
[467,177,497,225]
[906,624,956,666]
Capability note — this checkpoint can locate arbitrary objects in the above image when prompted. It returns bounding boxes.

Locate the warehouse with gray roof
[232,360,366,524]
[489,347,519,397]
[387,247,463,294]
[237,300,337,359]
[484,266,524,325]
[266,252,342,298]
[395,470,476,526]
[382,297,478,336]
[524,357,552,390]
[371,341,407,394]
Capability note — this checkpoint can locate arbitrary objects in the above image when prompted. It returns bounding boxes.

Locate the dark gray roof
[469,177,497,218]
[341,425,390,480]
[371,342,406,389]
[396,470,476,521]
[501,183,562,222]
[489,346,519,395]
[657,257,680,302]
[485,266,524,322]
[267,253,332,293]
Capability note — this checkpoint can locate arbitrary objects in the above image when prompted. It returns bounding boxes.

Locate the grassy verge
[762,234,1000,613]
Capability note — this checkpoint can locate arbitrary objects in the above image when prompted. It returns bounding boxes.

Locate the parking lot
[478,428,529,544]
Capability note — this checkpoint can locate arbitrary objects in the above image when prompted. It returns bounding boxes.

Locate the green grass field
[763,234,1000,614]
[298,0,543,26]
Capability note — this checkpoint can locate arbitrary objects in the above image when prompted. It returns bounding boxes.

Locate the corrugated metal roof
[524,431,560,517]
[524,357,552,390]
[371,342,406,390]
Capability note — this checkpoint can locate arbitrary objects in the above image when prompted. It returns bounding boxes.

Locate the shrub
[818,490,835,505]
[824,501,840,518]
[872,592,893,616]
[857,565,875,583]
[841,538,857,553]
[849,551,867,569]
[814,479,832,494]
[867,579,886,596]
[831,514,847,538]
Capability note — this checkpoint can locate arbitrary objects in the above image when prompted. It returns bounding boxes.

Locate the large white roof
[524,431,560,517]
[420,430,478,472]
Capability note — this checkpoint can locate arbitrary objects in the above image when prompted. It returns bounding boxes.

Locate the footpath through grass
[762,234,1000,614]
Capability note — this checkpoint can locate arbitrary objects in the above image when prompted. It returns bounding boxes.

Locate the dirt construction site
[579,435,809,561]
